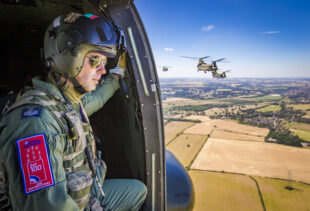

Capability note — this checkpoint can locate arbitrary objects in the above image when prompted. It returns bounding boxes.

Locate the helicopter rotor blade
[201,56,210,60]
[223,70,231,73]
[215,58,226,62]
[181,56,199,60]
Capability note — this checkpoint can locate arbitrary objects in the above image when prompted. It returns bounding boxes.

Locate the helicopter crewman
[0,13,147,210]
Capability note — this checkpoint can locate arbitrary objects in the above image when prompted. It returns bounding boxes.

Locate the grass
[256,105,281,112]
[292,129,310,142]
[286,122,310,142]
[254,176,310,211]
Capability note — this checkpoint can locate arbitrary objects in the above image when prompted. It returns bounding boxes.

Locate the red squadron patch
[16,134,55,194]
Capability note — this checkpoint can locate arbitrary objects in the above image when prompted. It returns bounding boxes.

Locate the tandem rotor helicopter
[181,56,230,78]
[159,66,172,72]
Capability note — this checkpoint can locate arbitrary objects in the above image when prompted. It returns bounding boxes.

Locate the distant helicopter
[159,66,171,72]
[212,70,231,79]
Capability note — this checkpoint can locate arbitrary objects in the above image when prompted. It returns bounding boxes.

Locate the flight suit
[0,75,147,210]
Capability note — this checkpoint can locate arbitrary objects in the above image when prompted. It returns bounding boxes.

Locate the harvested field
[183,122,214,135]
[183,119,269,137]
[164,121,194,145]
[254,176,310,210]
[288,104,310,110]
[191,138,310,183]
[303,111,310,118]
[166,134,207,167]
[163,97,192,102]
[189,170,263,211]
[210,129,265,142]
[184,115,210,122]
[288,122,310,131]
[212,119,269,137]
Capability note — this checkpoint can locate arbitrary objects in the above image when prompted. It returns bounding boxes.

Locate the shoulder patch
[16,134,55,194]
[22,107,41,119]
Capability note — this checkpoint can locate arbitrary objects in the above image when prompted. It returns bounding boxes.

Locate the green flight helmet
[44,13,125,79]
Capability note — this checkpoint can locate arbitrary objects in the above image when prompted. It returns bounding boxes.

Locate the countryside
[163,78,310,210]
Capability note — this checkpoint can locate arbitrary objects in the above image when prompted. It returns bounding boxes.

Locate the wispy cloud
[164,48,174,52]
[261,31,280,34]
[201,25,215,32]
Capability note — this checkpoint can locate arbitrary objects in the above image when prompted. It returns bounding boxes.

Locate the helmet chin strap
[70,77,88,94]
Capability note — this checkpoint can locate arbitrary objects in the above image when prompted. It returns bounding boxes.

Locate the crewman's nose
[97,65,106,75]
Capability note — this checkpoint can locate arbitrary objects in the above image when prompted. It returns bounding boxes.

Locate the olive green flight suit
[0,75,147,210]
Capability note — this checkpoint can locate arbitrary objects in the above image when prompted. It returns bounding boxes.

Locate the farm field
[183,119,269,137]
[286,122,310,142]
[288,104,310,110]
[164,121,194,145]
[189,170,263,211]
[210,129,265,142]
[183,122,214,135]
[292,129,310,142]
[211,120,269,137]
[256,105,281,112]
[191,138,310,183]
[254,176,310,210]
[166,134,207,167]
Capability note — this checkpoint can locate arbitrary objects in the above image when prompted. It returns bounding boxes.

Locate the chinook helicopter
[0,0,194,211]
[182,56,227,74]
[159,66,172,72]
[212,70,231,79]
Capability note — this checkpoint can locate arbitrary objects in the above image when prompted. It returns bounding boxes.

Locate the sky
[134,0,310,78]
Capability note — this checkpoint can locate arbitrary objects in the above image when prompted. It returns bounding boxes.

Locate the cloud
[201,25,215,32]
[164,48,174,52]
[261,31,280,34]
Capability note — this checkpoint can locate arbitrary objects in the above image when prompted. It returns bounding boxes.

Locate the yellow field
[164,121,194,145]
[254,176,310,210]
[191,138,310,183]
[256,105,281,112]
[211,119,269,137]
[288,104,310,110]
[166,134,207,167]
[189,170,263,211]
[303,111,310,118]
[183,122,214,135]
[184,115,210,122]
[287,121,310,131]
[210,129,265,142]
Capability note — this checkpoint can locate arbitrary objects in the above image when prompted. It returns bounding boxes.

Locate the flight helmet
[44,12,126,80]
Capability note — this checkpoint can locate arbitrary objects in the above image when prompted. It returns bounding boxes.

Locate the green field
[286,122,310,142]
[292,129,310,142]
[255,177,310,211]
[256,105,281,112]
[249,95,283,101]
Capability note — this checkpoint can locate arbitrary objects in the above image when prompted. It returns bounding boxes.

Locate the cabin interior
[0,1,146,184]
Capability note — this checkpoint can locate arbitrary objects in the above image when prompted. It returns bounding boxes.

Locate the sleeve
[0,106,79,211]
[81,74,120,117]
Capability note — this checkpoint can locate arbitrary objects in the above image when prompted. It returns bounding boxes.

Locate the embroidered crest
[16,134,55,194]
[22,107,41,118]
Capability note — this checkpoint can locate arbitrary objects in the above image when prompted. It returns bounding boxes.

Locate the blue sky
[135,0,310,78]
